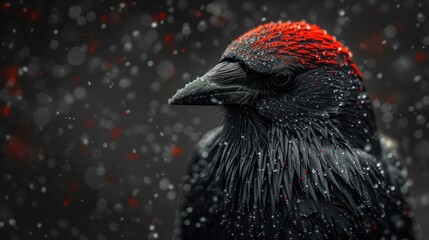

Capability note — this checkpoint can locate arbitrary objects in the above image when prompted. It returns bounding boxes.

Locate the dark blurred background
[0,0,428,239]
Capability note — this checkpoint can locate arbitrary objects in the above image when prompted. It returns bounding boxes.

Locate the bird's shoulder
[379,134,410,187]
[195,126,223,154]
[378,134,415,238]
[184,126,223,176]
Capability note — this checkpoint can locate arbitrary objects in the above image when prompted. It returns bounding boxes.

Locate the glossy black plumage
[169,21,414,240]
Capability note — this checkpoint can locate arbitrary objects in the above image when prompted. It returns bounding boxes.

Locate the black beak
[168,61,249,105]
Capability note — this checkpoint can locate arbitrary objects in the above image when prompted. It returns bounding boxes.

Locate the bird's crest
[222,21,361,78]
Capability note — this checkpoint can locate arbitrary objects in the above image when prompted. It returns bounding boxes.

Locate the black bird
[169,21,414,240]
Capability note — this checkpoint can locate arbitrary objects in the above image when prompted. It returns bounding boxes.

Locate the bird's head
[169,21,377,149]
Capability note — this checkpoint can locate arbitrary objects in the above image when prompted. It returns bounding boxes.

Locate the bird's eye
[271,73,291,87]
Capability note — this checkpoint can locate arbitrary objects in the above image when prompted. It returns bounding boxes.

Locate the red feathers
[222,21,361,78]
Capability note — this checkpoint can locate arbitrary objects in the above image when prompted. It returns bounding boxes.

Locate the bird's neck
[221,106,336,149]
[212,107,379,213]
[222,106,271,146]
